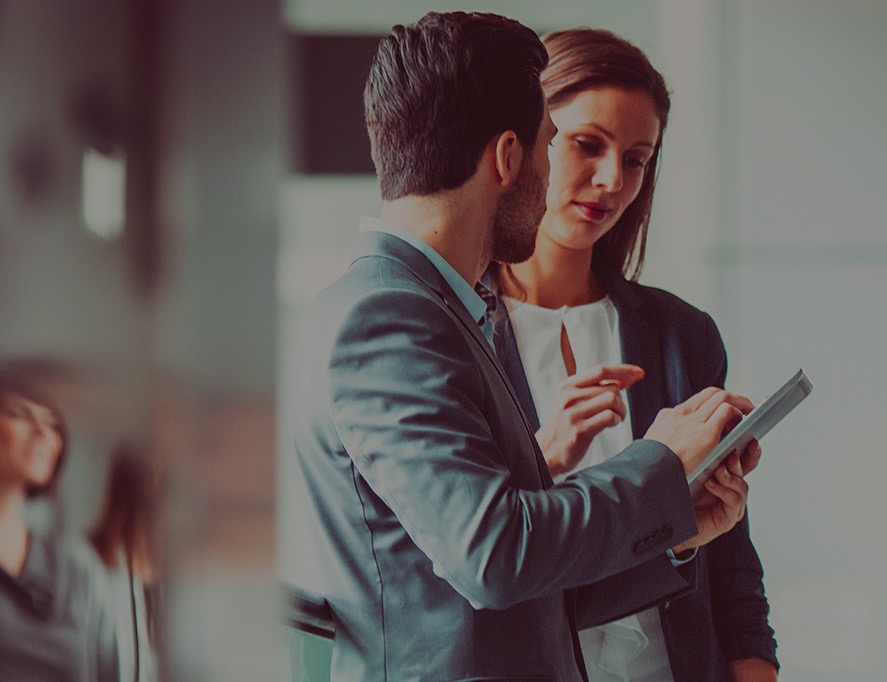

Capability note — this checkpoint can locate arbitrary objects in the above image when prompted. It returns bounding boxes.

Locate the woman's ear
[491,130,524,188]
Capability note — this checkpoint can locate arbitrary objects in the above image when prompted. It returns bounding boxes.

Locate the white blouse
[504,296,674,682]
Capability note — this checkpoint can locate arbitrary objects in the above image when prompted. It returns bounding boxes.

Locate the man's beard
[488,157,547,265]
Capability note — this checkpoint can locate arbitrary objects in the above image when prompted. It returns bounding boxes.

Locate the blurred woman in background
[486,27,778,681]
[90,441,161,682]
[0,363,117,680]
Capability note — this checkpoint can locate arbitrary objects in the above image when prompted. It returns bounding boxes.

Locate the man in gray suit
[292,11,756,681]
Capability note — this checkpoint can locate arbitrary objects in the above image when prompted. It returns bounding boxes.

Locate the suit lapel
[355,232,552,485]
[442,294,554,487]
[601,269,668,438]
[354,231,500,370]
[483,274,541,431]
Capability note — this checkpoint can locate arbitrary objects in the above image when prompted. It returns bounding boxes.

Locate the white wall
[716,1,887,679]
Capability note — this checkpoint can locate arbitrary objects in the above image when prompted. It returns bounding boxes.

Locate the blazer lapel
[356,232,552,484]
[442,292,554,488]
[482,272,541,432]
[354,231,501,369]
[601,269,668,438]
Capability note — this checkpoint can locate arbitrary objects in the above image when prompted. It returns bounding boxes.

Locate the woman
[486,28,778,681]
[89,442,161,682]
[0,364,118,680]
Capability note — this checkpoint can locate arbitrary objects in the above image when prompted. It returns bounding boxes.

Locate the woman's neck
[0,487,29,577]
[503,238,605,309]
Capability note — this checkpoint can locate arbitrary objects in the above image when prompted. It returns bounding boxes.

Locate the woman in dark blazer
[486,27,778,681]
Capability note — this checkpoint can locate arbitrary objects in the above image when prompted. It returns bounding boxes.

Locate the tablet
[687,368,813,499]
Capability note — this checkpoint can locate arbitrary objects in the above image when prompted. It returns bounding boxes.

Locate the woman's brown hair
[89,441,158,579]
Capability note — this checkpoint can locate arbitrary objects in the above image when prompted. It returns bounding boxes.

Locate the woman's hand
[728,657,778,681]
[535,364,644,477]
[672,440,760,553]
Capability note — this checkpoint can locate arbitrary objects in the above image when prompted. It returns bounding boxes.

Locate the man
[292,11,755,681]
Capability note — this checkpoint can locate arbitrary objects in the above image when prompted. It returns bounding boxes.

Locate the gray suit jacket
[292,231,699,681]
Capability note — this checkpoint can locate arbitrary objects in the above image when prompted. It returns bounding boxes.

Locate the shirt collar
[359,216,487,324]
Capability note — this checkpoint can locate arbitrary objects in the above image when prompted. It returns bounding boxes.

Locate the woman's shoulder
[53,534,113,597]
[8,530,106,623]
[608,276,727,373]
[613,277,716,328]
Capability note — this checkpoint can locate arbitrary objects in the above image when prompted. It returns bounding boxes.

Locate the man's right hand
[643,386,754,476]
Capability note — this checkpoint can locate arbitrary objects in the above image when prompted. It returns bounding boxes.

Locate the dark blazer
[292,231,705,681]
[487,264,779,681]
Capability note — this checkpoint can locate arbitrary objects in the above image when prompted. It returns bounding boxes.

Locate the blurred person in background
[89,441,161,682]
[0,362,118,681]
[485,27,778,682]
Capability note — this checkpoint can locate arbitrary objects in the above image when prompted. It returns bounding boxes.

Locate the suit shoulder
[310,254,444,324]
[619,279,727,387]
[309,256,472,357]
[317,251,421,301]
[622,280,716,331]
[617,278,726,358]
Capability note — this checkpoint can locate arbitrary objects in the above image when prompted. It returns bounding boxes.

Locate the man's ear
[490,130,524,188]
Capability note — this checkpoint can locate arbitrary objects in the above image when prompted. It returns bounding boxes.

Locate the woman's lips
[574,202,612,222]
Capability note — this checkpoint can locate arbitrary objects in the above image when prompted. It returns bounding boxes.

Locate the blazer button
[663,601,671,611]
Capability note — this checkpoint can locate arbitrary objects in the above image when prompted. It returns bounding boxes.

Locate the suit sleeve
[699,312,780,668]
[574,554,697,629]
[327,288,698,611]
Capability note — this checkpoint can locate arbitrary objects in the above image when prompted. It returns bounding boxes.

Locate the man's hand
[672,441,759,553]
[644,386,754,476]
[536,364,644,477]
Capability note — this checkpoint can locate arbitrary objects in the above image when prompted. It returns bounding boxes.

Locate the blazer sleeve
[574,554,697,630]
[327,287,698,611]
[697,312,779,668]
[707,514,778,667]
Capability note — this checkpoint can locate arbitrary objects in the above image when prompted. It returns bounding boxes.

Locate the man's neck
[380,190,495,287]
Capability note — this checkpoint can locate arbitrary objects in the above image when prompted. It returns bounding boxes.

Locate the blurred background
[2,0,885,680]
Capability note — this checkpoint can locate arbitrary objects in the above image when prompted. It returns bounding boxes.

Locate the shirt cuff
[667,547,698,566]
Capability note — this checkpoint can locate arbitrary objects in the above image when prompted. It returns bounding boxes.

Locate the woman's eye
[575,138,603,155]
[625,157,648,169]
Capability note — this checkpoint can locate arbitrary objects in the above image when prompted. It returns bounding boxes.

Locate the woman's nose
[593,153,623,192]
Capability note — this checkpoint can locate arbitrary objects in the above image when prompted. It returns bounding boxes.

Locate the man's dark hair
[364,12,548,201]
